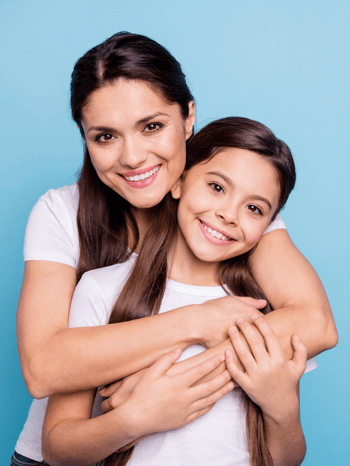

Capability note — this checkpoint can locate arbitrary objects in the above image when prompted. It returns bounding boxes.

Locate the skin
[17,78,337,405]
[43,147,330,464]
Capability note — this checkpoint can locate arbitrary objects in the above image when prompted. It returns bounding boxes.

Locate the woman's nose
[119,136,148,169]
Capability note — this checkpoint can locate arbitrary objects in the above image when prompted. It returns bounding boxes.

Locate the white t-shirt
[15,184,292,462]
[16,262,317,464]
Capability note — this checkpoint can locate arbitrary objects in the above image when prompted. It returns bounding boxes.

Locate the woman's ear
[185,101,195,140]
[171,177,183,199]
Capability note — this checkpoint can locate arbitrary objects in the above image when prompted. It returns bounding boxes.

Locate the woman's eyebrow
[207,171,272,210]
[136,112,169,126]
[86,113,169,133]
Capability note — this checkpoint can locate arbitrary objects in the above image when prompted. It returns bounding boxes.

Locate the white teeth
[201,222,231,241]
[124,166,159,182]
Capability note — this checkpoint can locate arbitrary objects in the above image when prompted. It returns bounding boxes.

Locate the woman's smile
[121,165,161,188]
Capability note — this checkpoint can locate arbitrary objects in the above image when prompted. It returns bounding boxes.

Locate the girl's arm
[42,351,233,466]
[249,229,338,359]
[225,315,308,466]
[17,260,263,398]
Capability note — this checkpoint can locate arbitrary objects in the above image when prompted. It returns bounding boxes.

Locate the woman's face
[171,148,280,265]
[81,79,195,209]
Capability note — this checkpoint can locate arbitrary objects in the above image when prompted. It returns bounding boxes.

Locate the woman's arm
[17,260,264,398]
[250,229,338,359]
[42,351,233,466]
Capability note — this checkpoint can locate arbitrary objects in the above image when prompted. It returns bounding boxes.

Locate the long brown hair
[70,31,194,281]
[103,117,296,466]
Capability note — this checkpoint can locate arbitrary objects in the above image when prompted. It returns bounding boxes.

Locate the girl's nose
[119,136,148,169]
[216,202,239,225]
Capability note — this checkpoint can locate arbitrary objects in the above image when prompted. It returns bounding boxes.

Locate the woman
[14,32,337,465]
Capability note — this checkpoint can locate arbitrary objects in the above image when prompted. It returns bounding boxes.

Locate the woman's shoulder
[36,182,79,211]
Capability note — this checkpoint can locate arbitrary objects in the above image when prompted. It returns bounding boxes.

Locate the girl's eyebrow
[207,171,272,211]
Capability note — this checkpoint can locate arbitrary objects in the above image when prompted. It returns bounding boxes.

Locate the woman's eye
[209,183,224,194]
[96,134,114,143]
[144,122,163,133]
[247,205,263,215]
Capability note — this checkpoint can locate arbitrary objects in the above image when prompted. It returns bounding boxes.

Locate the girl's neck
[168,229,220,287]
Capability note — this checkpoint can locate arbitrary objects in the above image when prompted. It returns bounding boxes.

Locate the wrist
[115,399,148,440]
[179,304,203,346]
[263,395,300,425]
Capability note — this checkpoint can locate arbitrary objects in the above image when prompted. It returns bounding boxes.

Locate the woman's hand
[225,314,307,422]
[197,295,267,348]
[117,349,234,438]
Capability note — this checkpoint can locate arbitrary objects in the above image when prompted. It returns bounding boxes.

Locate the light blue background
[1,0,349,463]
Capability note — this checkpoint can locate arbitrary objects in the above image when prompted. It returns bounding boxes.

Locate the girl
[43,117,314,466]
[13,32,336,465]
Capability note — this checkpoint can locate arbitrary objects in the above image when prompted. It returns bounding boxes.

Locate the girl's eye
[144,122,163,133]
[247,205,263,215]
[209,182,224,194]
[96,133,114,143]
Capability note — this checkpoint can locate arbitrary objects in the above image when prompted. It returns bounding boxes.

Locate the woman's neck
[168,229,220,287]
[129,207,153,254]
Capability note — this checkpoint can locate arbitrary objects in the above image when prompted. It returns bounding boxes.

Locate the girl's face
[171,148,280,266]
[81,79,195,210]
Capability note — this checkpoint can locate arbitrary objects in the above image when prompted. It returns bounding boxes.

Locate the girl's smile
[170,148,281,281]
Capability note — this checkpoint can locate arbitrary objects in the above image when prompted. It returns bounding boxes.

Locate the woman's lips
[197,219,236,245]
[121,165,161,189]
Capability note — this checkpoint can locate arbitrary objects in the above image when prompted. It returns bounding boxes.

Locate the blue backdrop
[1,0,349,463]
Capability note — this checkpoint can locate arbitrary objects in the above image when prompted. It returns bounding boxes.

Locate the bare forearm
[26,307,197,398]
[43,411,136,466]
[263,403,306,466]
[264,303,337,360]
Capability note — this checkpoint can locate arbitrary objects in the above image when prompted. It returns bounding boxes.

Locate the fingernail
[225,350,231,358]
[99,387,105,393]
[219,354,225,362]
[229,326,237,334]
[173,348,181,354]
[227,382,234,390]
[252,314,260,320]
[237,318,245,324]
[295,334,300,341]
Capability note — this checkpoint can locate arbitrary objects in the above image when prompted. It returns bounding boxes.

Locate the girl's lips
[197,219,236,246]
[121,165,161,189]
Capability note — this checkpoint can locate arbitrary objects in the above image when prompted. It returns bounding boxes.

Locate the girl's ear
[171,177,183,199]
[185,101,195,140]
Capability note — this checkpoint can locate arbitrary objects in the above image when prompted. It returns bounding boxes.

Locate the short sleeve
[69,273,109,328]
[263,214,286,235]
[23,185,80,268]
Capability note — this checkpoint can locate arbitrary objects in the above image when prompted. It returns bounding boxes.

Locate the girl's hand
[198,295,267,348]
[225,314,307,422]
[117,349,234,438]
[99,369,147,414]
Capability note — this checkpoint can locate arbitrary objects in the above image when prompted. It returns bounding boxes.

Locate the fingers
[249,314,285,358]
[147,349,183,379]
[224,350,248,388]
[101,395,117,414]
[98,380,122,398]
[180,354,226,386]
[235,296,267,310]
[228,325,257,372]
[191,376,234,412]
[291,334,308,373]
